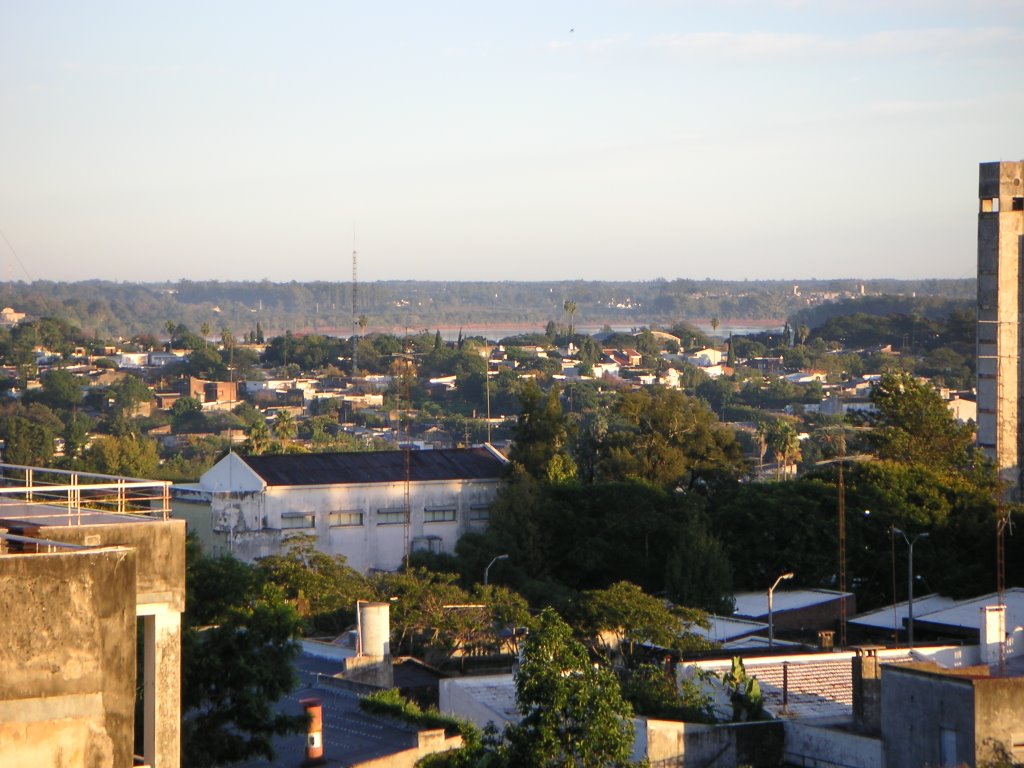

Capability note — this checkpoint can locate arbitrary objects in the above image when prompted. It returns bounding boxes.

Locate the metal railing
[0,463,172,524]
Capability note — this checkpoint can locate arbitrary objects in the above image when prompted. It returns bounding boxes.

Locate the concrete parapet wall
[316,673,384,697]
[0,546,138,768]
[40,519,186,612]
[784,721,883,768]
[349,730,463,768]
[640,718,783,767]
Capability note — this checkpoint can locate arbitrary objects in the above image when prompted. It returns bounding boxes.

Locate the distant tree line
[0,278,973,339]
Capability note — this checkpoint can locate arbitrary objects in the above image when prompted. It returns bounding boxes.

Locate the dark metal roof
[240,447,506,487]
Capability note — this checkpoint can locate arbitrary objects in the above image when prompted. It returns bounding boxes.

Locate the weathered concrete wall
[0,546,137,768]
[169,497,228,556]
[976,160,1024,497]
[640,718,783,767]
[439,675,517,730]
[41,518,186,611]
[349,730,463,768]
[972,676,1024,765]
[881,664,978,768]
[784,721,883,768]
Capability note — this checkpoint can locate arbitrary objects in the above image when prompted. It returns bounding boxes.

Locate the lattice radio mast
[351,232,358,376]
[837,433,847,648]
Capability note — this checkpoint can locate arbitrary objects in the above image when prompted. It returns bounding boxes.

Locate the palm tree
[200,322,211,349]
[273,411,297,444]
[710,316,720,346]
[756,422,770,475]
[769,421,801,480]
[798,324,810,346]
[563,300,577,338]
[246,422,271,455]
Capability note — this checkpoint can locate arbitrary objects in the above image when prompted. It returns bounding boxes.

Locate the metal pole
[894,529,928,650]
[768,572,794,648]
[484,554,509,586]
[356,600,363,657]
[908,539,915,649]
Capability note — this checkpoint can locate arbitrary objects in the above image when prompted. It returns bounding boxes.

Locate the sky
[1,1,1022,283]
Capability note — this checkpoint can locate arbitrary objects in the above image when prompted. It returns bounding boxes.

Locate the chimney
[300,697,325,766]
[980,605,1005,665]
[851,646,884,733]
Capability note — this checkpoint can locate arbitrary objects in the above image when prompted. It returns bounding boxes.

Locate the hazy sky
[1,1,1022,283]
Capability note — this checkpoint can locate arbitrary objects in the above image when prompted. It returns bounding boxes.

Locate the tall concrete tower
[977,160,1024,498]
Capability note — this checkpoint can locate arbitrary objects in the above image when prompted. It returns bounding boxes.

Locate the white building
[198,446,508,571]
[686,348,724,367]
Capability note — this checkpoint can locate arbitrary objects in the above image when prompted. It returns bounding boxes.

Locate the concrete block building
[0,466,184,768]
[977,160,1024,498]
[198,446,507,571]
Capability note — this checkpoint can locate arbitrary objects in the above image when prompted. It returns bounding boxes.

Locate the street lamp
[484,554,509,586]
[768,572,795,648]
[892,528,929,649]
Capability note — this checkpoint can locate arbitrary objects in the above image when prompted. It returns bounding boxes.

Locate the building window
[377,507,409,525]
[469,504,491,522]
[424,506,456,523]
[281,513,315,529]
[329,511,364,527]
[1013,197,1024,211]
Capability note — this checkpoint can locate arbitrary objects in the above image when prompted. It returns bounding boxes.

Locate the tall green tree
[254,535,366,634]
[600,386,744,488]
[509,382,576,483]
[35,368,84,410]
[80,435,159,477]
[869,371,975,472]
[576,581,710,663]
[181,541,304,766]
[505,608,637,768]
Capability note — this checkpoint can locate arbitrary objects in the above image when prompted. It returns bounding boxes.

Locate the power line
[0,227,34,281]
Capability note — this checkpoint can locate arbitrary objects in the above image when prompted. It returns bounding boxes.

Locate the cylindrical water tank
[359,601,391,658]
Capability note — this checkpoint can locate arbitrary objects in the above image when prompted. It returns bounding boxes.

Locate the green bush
[359,689,478,739]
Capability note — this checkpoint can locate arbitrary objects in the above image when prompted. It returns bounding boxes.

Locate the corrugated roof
[694,614,768,643]
[849,594,958,631]
[910,588,1024,635]
[733,589,852,619]
[240,447,507,487]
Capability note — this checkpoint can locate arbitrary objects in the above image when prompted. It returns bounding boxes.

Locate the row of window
[280,505,490,530]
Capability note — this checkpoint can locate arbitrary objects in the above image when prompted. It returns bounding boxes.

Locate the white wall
[209,476,498,571]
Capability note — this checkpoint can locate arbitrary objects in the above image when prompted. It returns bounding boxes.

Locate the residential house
[686,348,724,368]
[188,376,240,409]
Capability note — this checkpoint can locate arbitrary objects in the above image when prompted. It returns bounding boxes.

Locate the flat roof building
[0,464,184,768]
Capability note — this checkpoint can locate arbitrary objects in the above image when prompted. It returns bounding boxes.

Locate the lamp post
[892,528,929,649]
[484,554,509,586]
[768,572,795,648]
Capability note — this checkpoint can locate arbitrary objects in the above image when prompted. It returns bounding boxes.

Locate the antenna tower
[837,434,847,648]
[997,503,1012,675]
[351,236,359,376]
